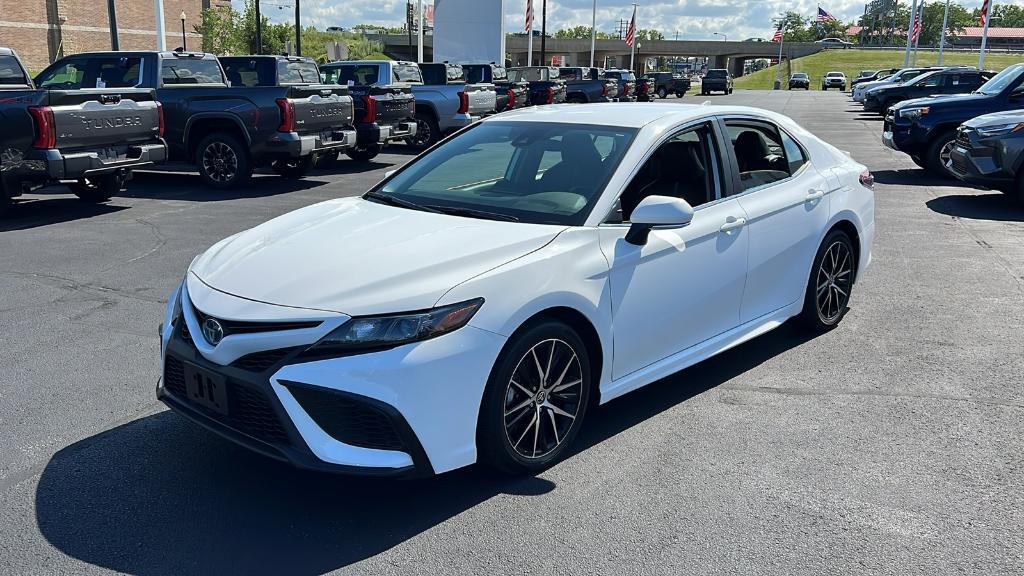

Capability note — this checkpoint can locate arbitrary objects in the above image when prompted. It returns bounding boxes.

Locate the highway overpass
[376,34,825,76]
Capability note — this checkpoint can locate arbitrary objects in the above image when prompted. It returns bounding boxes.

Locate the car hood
[861,80,895,92]
[964,109,1024,128]
[189,197,565,316]
[893,92,986,110]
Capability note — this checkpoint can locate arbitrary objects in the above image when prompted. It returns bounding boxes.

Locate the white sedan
[159,103,875,477]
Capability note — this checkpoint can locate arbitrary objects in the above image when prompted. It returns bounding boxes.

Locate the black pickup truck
[0,47,165,214]
[643,71,691,98]
[320,61,418,160]
[558,67,617,103]
[507,67,568,105]
[463,63,530,113]
[35,51,355,188]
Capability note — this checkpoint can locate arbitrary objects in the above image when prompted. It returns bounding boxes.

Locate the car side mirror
[625,195,694,245]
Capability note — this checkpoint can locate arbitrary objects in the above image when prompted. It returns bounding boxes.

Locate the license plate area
[183,362,229,415]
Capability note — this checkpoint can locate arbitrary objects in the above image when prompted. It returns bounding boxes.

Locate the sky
[241,0,1021,42]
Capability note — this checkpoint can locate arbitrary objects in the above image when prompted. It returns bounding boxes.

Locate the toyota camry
[159,103,875,477]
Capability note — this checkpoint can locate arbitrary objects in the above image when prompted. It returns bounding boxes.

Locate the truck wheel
[407,114,440,149]
[271,156,314,179]
[196,133,252,189]
[70,173,125,203]
[728,88,733,94]
[675,91,685,98]
[657,87,668,99]
[346,144,383,162]
[1013,173,1024,206]
[924,131,957,179]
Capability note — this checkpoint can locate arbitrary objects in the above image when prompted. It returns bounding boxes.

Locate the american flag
[912,9,922,43]
[625,7,637,47]
[817,6,837,22]
[525,0,534,33]
[979,0,992,26]
[771,27,783,42]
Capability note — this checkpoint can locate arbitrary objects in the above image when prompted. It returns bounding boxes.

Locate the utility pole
[295,0,301,55]
[589,0,597,68]
[254,0,263,54]
[407,2,413,59]
[540,0,547,66]
[155,0,166,50]
[903,0,917,66]
[937,0,950,64]
[107,0,120,50]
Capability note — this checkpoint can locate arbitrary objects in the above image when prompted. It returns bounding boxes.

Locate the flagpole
[773,24,784,90]
[527,0,533,66]
[589,0,597,68]
[904,0,917,66]
[937,0,951,64]
[629,4,637,71]
[979,0,994,68]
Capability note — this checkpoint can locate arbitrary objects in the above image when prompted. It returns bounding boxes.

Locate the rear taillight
[506,89,516,110]
[276,98,295,132]
[859,170,874,189]
[457,91,469,114]
[602,82,608,96]
[546,87,554,104]
[156,101,165,138]
[624,84,631,96]
[29,106,56,149]
[361,95,377,124]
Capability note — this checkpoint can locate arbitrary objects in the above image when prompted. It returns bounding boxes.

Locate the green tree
[194,5,240,54]
[554,26,614,39]
[635,29,664,41]
[773,11,816,42]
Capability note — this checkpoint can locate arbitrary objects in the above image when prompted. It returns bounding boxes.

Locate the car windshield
[977,64,1024,95]
[370,121,638,225]
[792,73,808,79]
[706,70,726,78]
[827,72,843,77]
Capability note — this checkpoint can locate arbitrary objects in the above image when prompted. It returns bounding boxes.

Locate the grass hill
[734,49,1024,90]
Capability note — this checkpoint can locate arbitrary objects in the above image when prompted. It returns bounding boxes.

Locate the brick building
[0,0,231,72]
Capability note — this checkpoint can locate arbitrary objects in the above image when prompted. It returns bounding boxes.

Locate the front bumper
[355,121,418,148]
[33,141,167,180]
[948,143,1014,188]
[159,282,506,476]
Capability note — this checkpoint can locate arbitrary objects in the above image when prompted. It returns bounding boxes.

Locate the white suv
[822,71,847,91]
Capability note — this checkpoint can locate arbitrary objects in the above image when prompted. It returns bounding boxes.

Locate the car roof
[485,102,791,129]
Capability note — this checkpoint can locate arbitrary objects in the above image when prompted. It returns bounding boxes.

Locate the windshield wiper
[424,205,520,222]
[364,191,442,213]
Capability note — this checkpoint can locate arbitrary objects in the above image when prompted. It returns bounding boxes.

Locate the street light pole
[417,0,424,62]
[589,0,597,68]
[903,0,917,66]
[714,32,727,42]
[540,0,547,66]
[107,0,120,50]
[180,11,187,51]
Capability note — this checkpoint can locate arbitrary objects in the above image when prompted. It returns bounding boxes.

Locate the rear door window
[724,120,793,193]
[278,60,320,84]
[161,58,224,85]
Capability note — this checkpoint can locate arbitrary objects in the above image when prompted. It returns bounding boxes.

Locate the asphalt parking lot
[1,90,1022,575]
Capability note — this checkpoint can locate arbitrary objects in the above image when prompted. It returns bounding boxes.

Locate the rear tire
[798,229,856,332]
[270,155,314,179]
[196,133,252,189]
[69,172,124,203]
[657,87,668,99]
[345,144,383,162]
[675,91,685,98]
[924,130,957,179]
[406,114,440,149]
[477,320,592,475]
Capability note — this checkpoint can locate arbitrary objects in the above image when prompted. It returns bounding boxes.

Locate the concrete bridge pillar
[711,55,728,69]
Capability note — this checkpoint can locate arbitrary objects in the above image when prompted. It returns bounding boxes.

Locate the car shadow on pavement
[926,192,1024,222]
[312,159,396,175]
[34,322,817,575]
[870,168,966,188]
[123,171,329,202]
[0,197,129,232]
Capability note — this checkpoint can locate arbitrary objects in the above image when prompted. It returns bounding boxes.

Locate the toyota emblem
[201,318,224,346]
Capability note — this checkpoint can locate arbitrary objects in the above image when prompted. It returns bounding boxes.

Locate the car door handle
[806,189,826,202]
[720,217,747,233]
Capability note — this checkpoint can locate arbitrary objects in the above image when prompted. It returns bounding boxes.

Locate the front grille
[230,347,300,372]
[192,306,321,337]
[163,354,290,446]
[287,384,406,451]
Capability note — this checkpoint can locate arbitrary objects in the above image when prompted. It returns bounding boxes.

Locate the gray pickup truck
[0,47,166,214]
[408,62,496,147]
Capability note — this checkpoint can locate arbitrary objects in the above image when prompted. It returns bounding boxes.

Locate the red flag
[625,8,636,47]
[912,10,922,43]
[979,0,992,26]
[525,0,534,33]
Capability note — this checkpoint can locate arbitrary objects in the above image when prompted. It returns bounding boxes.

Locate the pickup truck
[0,47,166,214]
[701,69,733,95]
[35,51,356,188]
[507,67,568,105]
[643,71,691,99]
[864,67,991,113]
[602,69,637,102]
[320,60,418,159]
[884,64,1024,177]
[408,62,496,147]
[463,63,530,113]
[557,67,617,103]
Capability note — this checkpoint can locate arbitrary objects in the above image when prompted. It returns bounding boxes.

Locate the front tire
[799,229,856,331]
[345,144,383,162]
[196,133,252,189]
[657,87,668,99]
[477,321,591,474]
[69,172,125,203]
[924,130,957,179]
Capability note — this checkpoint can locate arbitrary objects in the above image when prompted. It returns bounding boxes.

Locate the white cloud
[239,0,1022,41]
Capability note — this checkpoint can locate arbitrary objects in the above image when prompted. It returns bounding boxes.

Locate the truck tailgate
[286,85,355,134]
[369,85,415,126]
[464,83,497,116]
[46,89,161,150]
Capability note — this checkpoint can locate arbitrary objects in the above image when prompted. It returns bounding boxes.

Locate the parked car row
[3,45,710,214]
[855,61,1024,204]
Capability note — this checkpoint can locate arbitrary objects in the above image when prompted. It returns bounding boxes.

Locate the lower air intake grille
[230,347,299,372]
[286,384,406,451]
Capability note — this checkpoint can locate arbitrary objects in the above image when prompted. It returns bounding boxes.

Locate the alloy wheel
[938,140,956,172]
[503,338,583,459]
[202,141,238,183]
[412,118,433,146]
[815,240,853,323]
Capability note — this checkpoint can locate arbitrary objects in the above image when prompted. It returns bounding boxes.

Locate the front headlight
[899,107,929,119]
[975,122,1024,137]
[303,298,484,355]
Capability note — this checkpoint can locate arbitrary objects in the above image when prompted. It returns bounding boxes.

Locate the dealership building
[0,0,230,72]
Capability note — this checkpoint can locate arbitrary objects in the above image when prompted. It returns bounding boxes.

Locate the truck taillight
[28,106,56,149]
[276,98,295,132]
[624,83,631,96]
[546,87,554,104]
[507,89,516,110]
[457,91,469,114]
[361,95,377,124]
[602,82,608,96]
[859,170,874,189]
[156,101,165,138]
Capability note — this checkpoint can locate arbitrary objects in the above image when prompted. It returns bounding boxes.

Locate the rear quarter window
[161,58,224,85]
[278,60,320,84]
[0,55,28,85]
[393,64,423,83]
